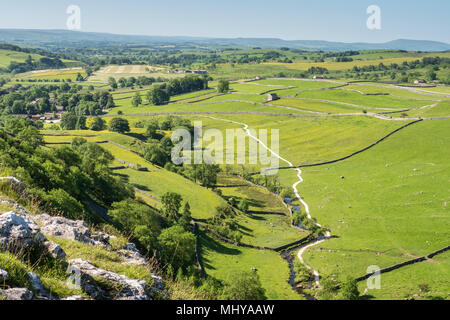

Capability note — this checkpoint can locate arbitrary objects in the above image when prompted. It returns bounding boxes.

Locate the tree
[157,225,196,272]
[75,115,86,130]
[161,192,183,221]
[87,117,106,131]
[340,277,360,300]
[118,77,127,88]
[238,199,250,213]
[190,164,221,188]
[42,188,84,220]
[11,100,25,114]
[17,126,44,148]
[60,113,78,130]
[179,202,192,230]
[25,55,33,66]
[76,73,84,82]
[110,200,161,250]
[221,271,266,300]
[109,117,130,133]
[159,136,174,153]
[143,143,169,167]
[145,121,159,139]
[131,92,143,107]
[147,86,170,105]
[108,77,118,89]
[426,69,437,82]
[53,146,82,168]
[76,142,114,174]
[217,80,230,93]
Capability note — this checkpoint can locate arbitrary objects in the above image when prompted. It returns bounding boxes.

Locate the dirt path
[202,115,331,287]
[297,239,328,285]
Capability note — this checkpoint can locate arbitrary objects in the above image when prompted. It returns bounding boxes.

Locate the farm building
[266,93,280,102]
[414,79,426,84]
[313,75,325,79]
[44,113,54,120]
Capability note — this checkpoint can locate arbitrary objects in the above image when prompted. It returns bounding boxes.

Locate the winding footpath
[203,115,331,287]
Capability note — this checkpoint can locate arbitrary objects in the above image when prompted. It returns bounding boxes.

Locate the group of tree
[352,57,449,74]
[0,83,114,116]
[0,119,133,221]
[108,76,167,89]
[144,75,209,106]
[217,80,230,93]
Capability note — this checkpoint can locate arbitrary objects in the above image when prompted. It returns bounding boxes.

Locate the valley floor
[39,77,450,300]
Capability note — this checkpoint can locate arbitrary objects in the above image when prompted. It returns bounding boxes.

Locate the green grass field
[343,84,446,100]
[216,174,307,248]
[109,100,312,115]
[254,79,343,90]
[0,49,43,68]
[358,251,450,300]
[42,130,227,219]
[296,89,435,110]
[271,98,367,114]
[264,57,423,71]
[389,100,450,118]
[199,231,303,300]
[300,119,449,293]
[209,63,294,80]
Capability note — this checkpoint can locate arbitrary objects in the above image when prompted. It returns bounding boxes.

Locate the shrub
[217,80,230,93]
[158,225,196,272]
[109,117,130,133]
[41,188,85,220]
[339,277,360,300]
[221,271,266,300]
[237,199,250,213]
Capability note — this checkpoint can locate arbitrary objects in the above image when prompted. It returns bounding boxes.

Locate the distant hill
[0,29,449,52]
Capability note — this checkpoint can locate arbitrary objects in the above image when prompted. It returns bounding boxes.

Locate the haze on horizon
[0,0,449,43]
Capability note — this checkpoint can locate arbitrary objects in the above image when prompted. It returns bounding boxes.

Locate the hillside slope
[0,188,164,300]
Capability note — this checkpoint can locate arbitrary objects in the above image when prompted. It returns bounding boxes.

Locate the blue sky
[0,0,449,43]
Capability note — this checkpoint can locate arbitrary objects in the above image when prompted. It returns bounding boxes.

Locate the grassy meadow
[300,119,449,293]
[199,231,303,300]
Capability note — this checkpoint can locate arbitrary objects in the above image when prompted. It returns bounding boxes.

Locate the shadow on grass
[112,172,130,184]
[132,184,152,192]
[198,231,241,271]
[125,132,148,141]
[248,210,286,216]
[235,223,253,238]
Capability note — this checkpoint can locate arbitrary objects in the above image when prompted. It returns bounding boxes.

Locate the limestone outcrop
[67,259,153,300]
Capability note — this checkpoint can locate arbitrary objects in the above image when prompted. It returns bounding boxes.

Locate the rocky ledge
[0,208,164,301]
[68,259,161,300]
